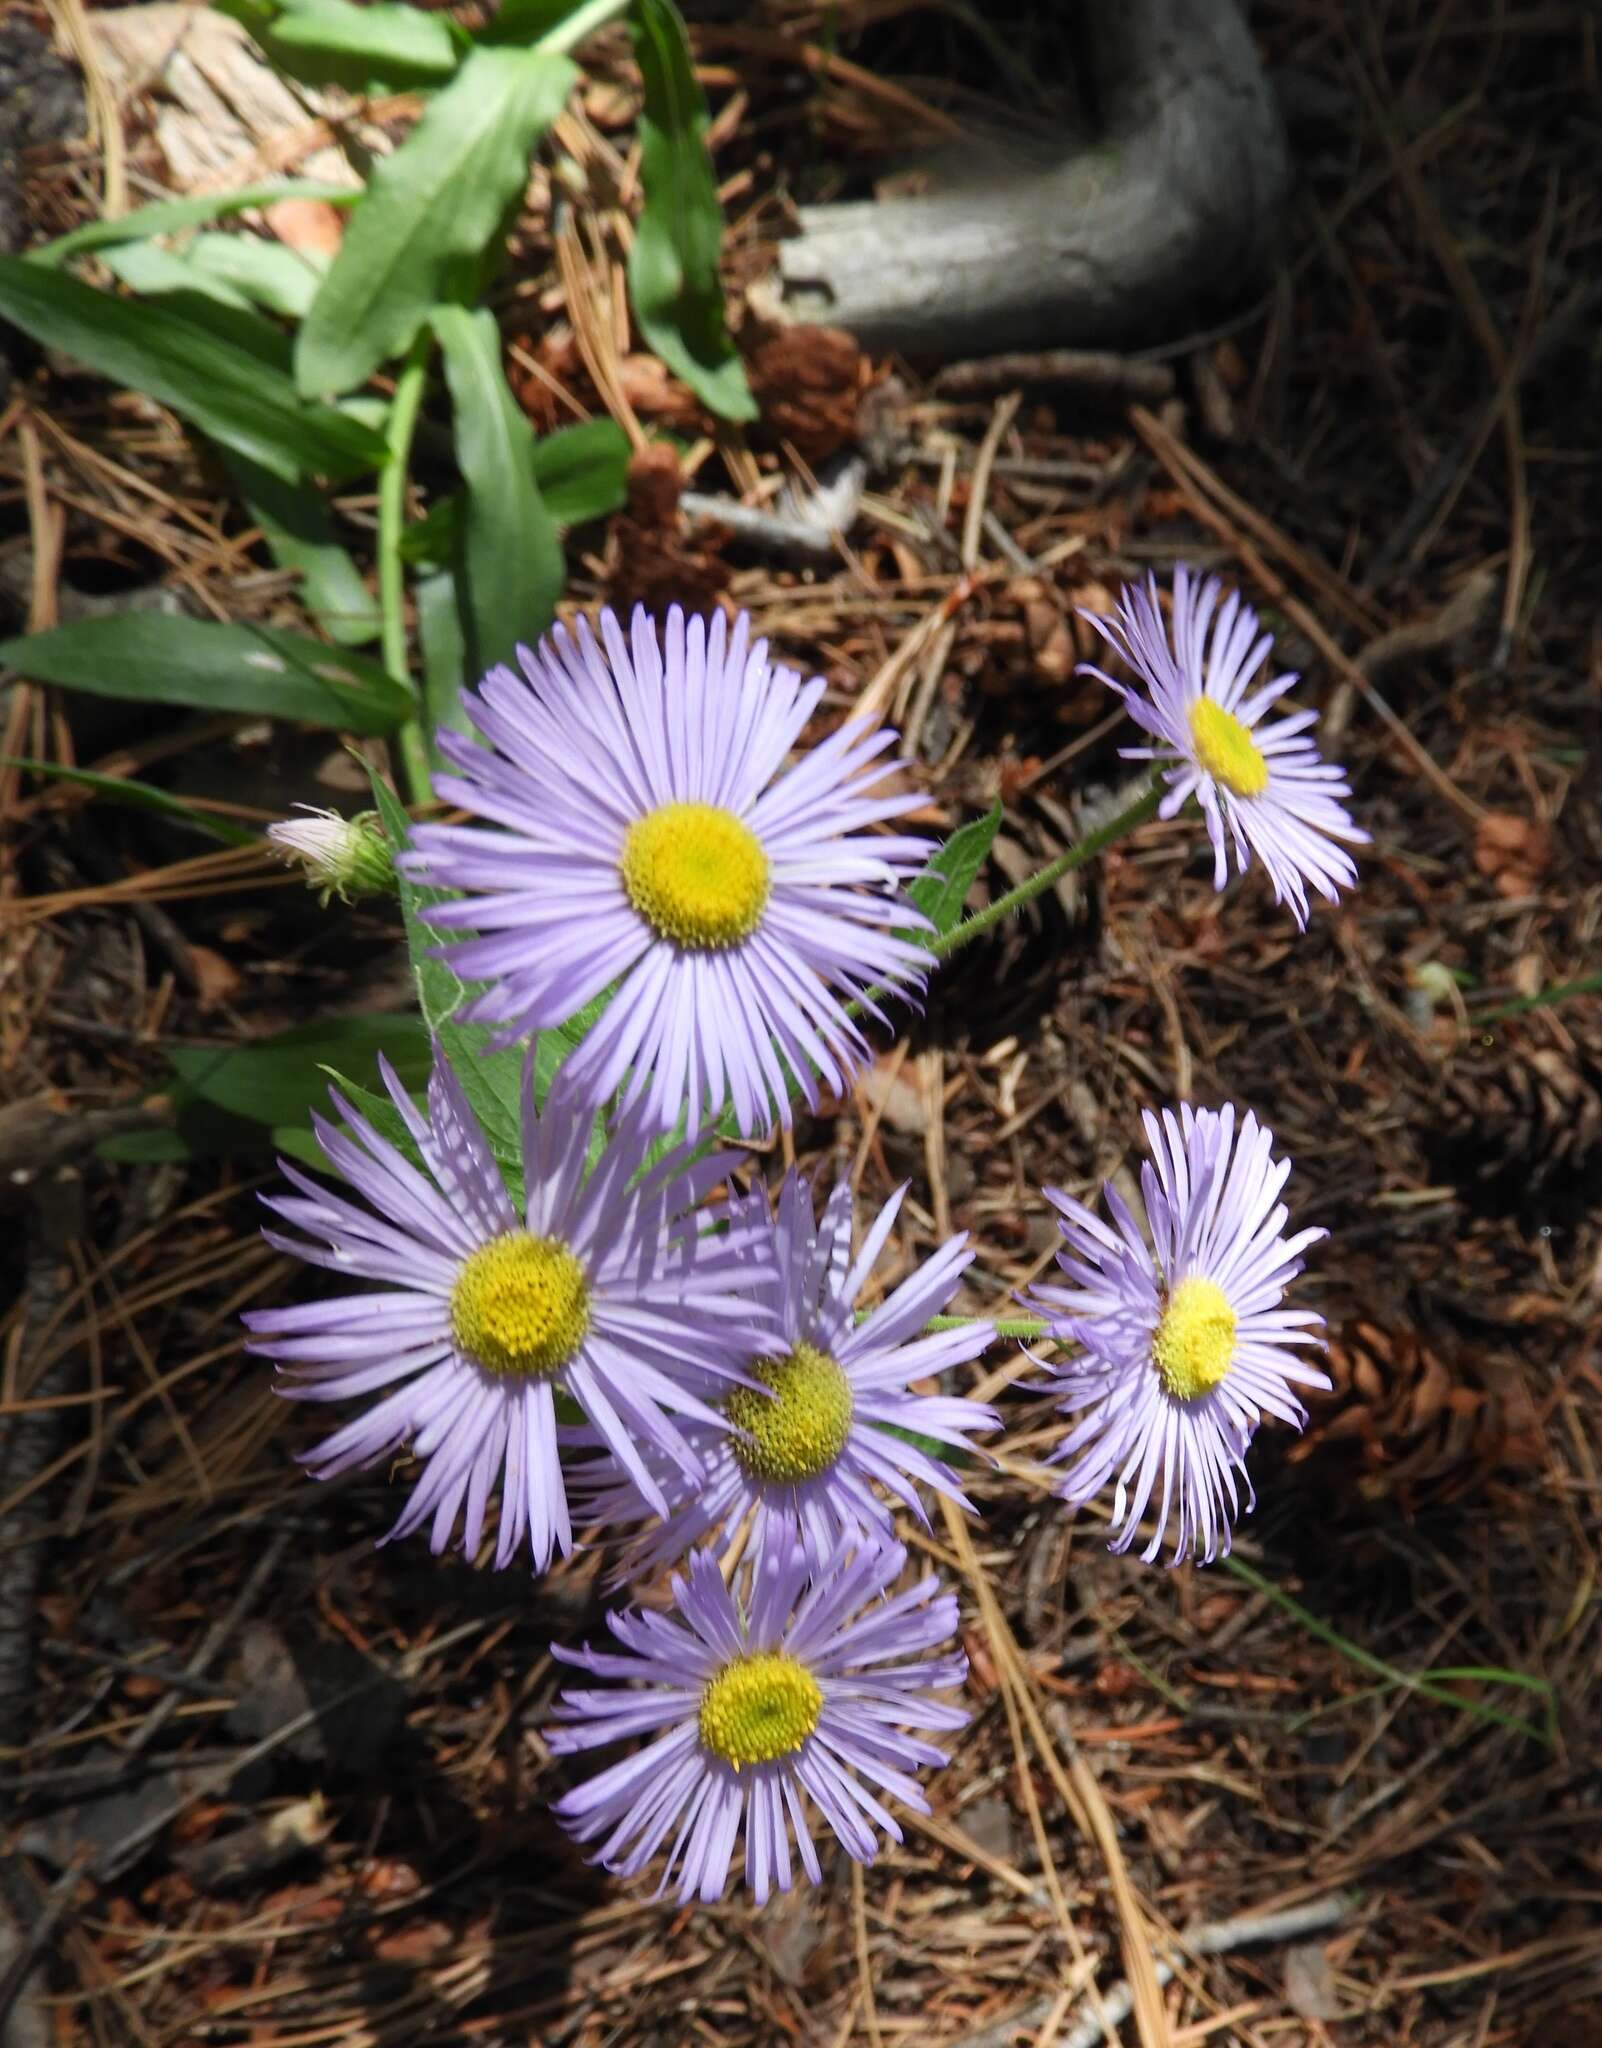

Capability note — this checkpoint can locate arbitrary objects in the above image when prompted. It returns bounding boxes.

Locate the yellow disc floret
[449,1232,589,1380]
[726,1343,854,1484]
[1189,698,1269,798]
[1152,1275,1237,1402]
[699,1651,823,1770]
[619,800,770,951]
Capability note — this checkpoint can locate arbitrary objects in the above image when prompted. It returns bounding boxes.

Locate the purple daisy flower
[546,1541,966,1903]
[1026,1103,1332,1566]
[244,1048,767,1571]
[1078,567,1368,927]
[572,1172,998,1575]
[401,604,934,1136]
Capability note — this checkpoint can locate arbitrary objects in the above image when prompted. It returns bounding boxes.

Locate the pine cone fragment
[1434,1014,1602,1234]
[1290,1316,1541,1511]
[745,322,867,465]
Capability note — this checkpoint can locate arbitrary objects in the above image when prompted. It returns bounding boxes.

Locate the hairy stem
[923,1312,1050,1341]
[932,780,1163,963]
[380,337,434,807]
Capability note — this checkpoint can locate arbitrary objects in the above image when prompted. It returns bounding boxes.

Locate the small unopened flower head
[1078,568,1368,927]
[243,1047,768,1571]
[572,1172,998,1574]
[401,604,934,1136]
[267,806,394,903]
[547,1541,966,1903]
[1027,1103,1332,1566]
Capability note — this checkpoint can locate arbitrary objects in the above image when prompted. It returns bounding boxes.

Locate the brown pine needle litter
[3,2,1600,2044]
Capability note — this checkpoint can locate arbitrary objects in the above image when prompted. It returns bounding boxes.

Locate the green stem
[931,779,1163,963]
[1473,972,1602,1024]
[1224,1557,1552,1744]
[923,1312,1049,1341]
[535,0,634,54]
[380,337,434,808]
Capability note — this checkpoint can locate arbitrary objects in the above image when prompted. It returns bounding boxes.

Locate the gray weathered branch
[773,0,1288,358]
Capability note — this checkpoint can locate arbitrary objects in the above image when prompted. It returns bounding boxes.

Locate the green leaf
[0,254,382,483]
[167,1015,433,1126]
[1,758,256,846]
[225,454,382,647]
[479,0,584,43]
[530,415,631,525]
[366,769,527,1169]
[187,232,327,320]
[0,615,412,734]
[907,801,1003,941]
[99,239,256,312]
[260,0,462,89]
[98,1018,434,1166]
[433,304,563,681]
[416,564,470,740]
[99,1102,267,1165]
[295,47,576,398]
[95,240,295,369]
[365,766,589,1194]
[627,0,755,422]
[398,495,461,569]
[306,1065,427,1171]
[28,179,358,267]
[399,416,630,568]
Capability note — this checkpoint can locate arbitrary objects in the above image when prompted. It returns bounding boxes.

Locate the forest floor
[2,3,1600,2045]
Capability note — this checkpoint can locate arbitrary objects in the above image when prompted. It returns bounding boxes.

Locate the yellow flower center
[1189,699,1268,798]
[1152,1275,1237,1402]
[698,1651,823,1770]
[449,1233,589,1380]
[619,800,770,951]
[725,1343,854,1484]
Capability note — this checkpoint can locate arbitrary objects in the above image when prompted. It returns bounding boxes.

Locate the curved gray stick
[774,0,1288,357]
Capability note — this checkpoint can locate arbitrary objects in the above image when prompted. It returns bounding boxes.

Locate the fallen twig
[1056,1895,1356,2048]
[933,352,1176,404]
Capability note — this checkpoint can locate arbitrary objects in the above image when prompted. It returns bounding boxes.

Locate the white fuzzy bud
[268,807,395,904]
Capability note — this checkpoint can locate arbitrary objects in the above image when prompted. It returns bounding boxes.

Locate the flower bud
[267,807,394,904]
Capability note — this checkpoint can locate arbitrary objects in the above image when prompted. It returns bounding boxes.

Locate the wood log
[773,0,1288,358]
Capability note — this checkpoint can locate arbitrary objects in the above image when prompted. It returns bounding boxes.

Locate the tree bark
[773,0,1288,358]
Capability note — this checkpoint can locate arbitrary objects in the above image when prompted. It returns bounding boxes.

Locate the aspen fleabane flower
[1078,567,1368,927]
[1027,1102,1332,1566]
[573,1172,999,1574]
[243,1049,768,1571]
[547,1543,966,1903]
[402,604,934,1136]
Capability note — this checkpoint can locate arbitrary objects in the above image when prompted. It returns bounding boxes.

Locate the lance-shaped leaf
[244,0,464,90]
[433,304,563,683]
[167,1016,434,1128]
[366,768,590,1191]
[225,455,381,647]
[907,801,1004,941]
[295,47,576,398]
[1,759,256,845]
[0,255,382,483]
[627,0,755,421]
[29,179,357,267]
[529,415,631,525]
[0,615,412,734]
